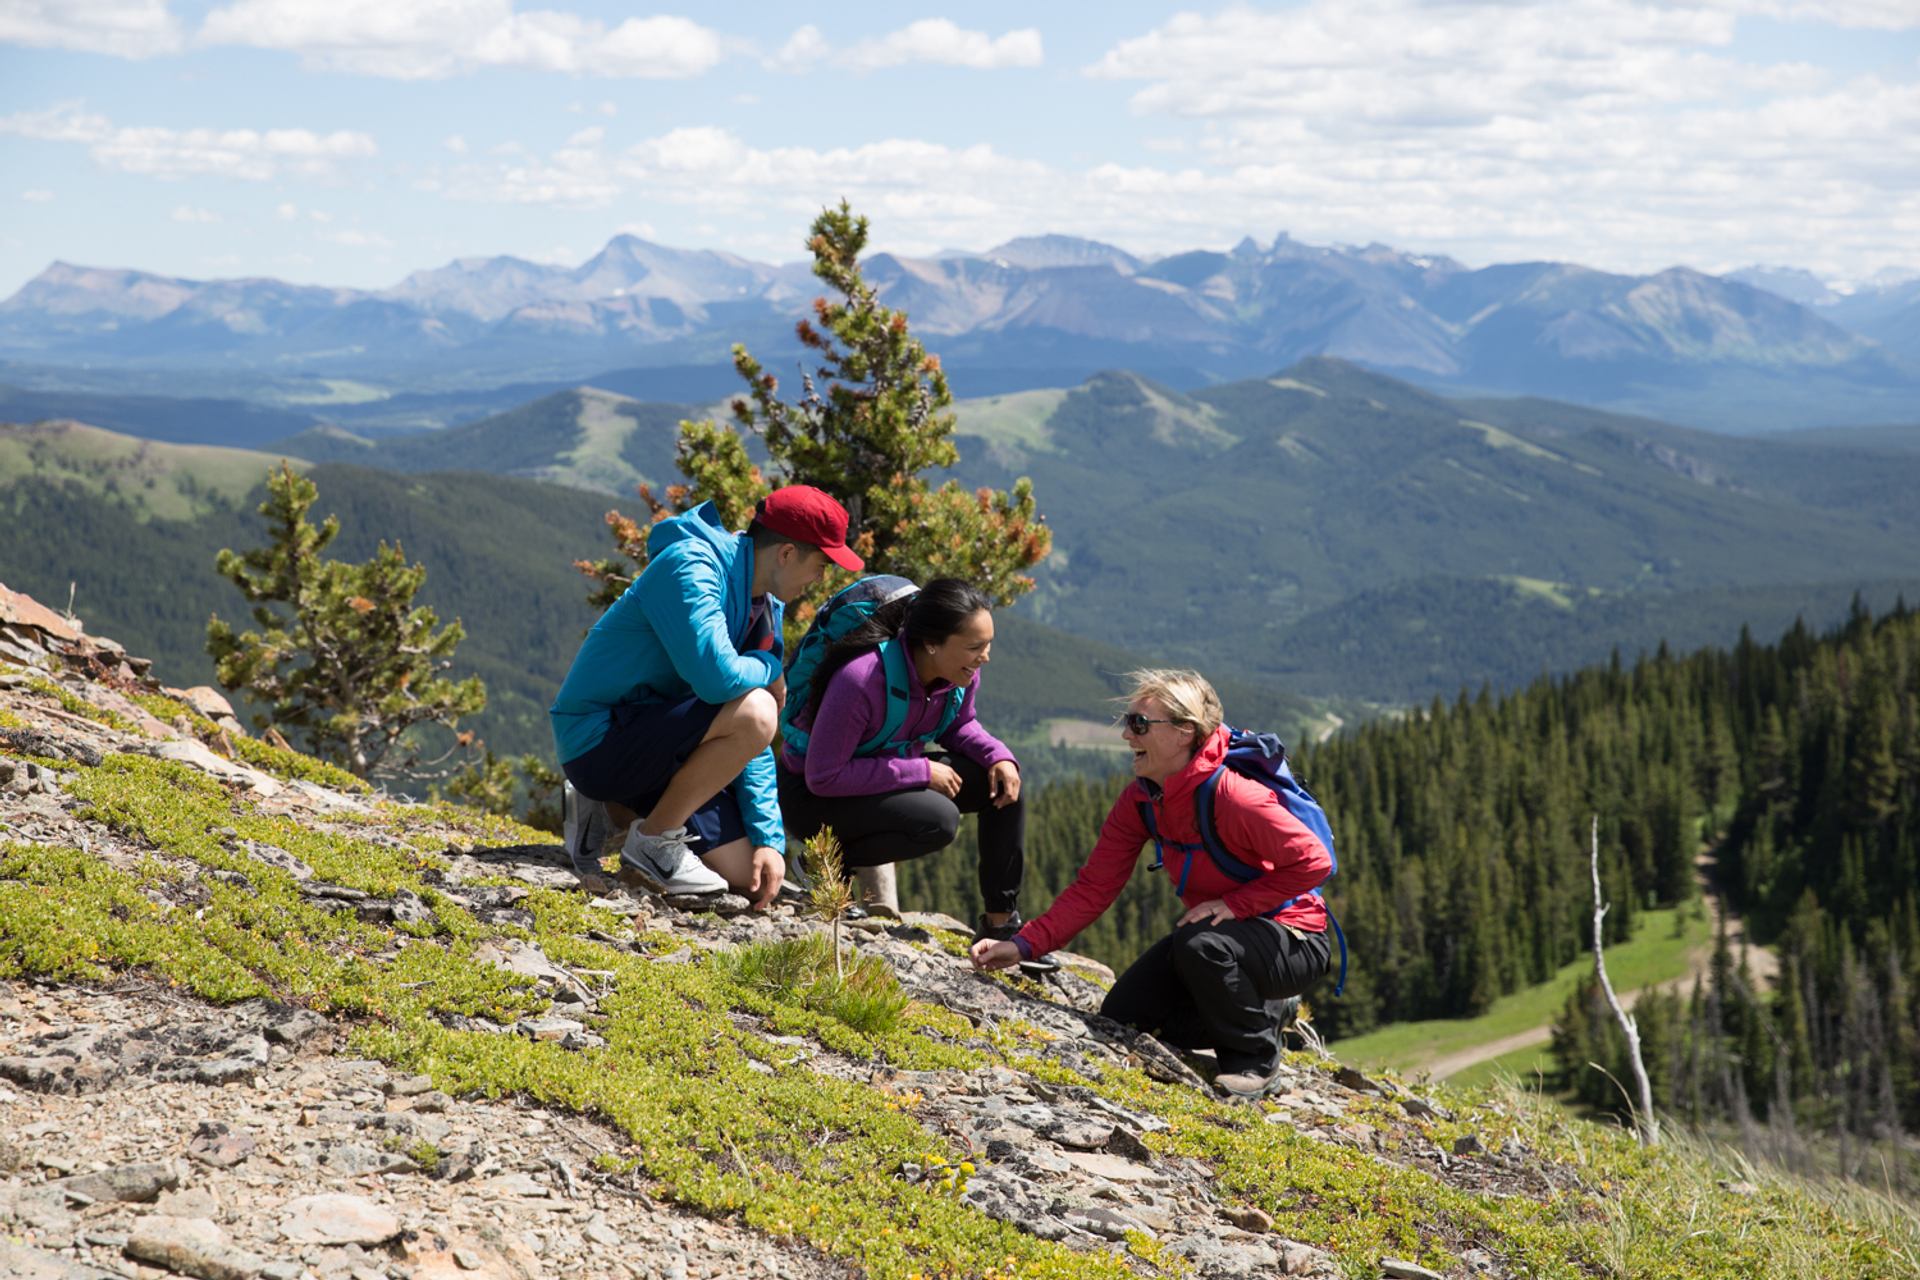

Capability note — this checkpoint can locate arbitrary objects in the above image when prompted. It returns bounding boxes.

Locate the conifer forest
[904,600,1920,1157]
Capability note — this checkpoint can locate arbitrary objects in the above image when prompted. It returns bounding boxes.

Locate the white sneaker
[562,782,610,877]
[620,825,727,896]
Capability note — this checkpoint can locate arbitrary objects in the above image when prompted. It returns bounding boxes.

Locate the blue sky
[3,1,1917,296]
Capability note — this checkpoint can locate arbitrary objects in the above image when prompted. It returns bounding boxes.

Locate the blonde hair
[1119,668,1223,753]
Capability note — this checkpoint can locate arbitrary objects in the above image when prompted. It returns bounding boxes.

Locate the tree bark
[1592,813,1660,1146]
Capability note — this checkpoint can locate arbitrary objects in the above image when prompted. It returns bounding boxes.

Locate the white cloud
[1065,0,1920,278]
[170,204,220,222]
[20,189,54,202]
[276,201,299,220]
[0,0,183,58]
[197,0,724,79]
[444,134,469,154]
[770,20,1042,73]
[0,102,376,180]
[844,19,1042,70]
[770,23,828,71]
[318,228,392,248]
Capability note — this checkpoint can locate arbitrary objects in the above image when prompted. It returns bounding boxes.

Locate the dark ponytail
[803,577,993,726]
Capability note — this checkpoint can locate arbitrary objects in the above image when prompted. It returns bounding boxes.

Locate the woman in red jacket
[970,668,1332,1098]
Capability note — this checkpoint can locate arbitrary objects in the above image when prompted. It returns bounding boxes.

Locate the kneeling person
[779,578,1039,957]
[550,486,861,906]
[970,669,1332,1096]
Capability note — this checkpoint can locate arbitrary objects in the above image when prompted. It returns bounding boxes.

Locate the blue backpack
[1138,727,1348,996]
[781,575,966,759]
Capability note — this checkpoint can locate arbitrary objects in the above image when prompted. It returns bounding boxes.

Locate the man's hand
[970,938,1022,971]
[988,760,1021,808]
[748,845,785,910]
[1177,898,1236,927]
[927,760,963,799]
[766,673,787,711]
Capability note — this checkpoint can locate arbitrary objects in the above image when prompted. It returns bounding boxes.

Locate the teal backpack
[781,575,966,759]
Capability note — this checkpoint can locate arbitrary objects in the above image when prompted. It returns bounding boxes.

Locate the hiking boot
[619,825,727,896]
[1215,1059,1285,1100]
[562,781,611,878]
[974,911,1058,974]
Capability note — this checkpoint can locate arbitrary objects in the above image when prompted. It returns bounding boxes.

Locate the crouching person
[778,578,1048,964]
[970,669,1332,1096]
[549,486,862,907]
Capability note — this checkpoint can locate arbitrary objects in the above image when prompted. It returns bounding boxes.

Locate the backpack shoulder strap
[857,638,915,757]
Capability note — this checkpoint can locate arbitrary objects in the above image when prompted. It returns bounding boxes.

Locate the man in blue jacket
[551,485,862,905]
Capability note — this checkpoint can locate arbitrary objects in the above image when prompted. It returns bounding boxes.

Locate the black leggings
[777,754,1024,916]
[1101,918,1330,1074]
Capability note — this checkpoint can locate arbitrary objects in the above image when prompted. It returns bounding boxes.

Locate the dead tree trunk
[1591,814,1660,1146]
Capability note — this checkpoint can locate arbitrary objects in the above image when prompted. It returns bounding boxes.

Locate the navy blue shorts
[561,695,747,853]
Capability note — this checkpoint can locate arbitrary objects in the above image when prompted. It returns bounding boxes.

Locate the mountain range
[11,358,1915,712]
[5,232,1918,431]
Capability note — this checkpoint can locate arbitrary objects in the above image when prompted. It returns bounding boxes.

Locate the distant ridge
[6,231,1917,430]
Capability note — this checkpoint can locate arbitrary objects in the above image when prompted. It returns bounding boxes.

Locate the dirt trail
[1418,847,1776,1081]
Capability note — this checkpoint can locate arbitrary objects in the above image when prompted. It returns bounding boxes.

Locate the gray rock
[1047,1120,1115,1151]
[1333,1065,1385,1095]
[1452,1134,1483,1156]
[188,1122,257,1169]
[1222,1204,1273,1233]
[1060,1203,1152,1241]
[1380,1260,1445,1280]
[0,1240,126,1279]
[125,1215,267,1280]
[3,1187,76,1234]
[383,1073,434,1097]
[1170,1232,1283,1277]
[236,840,314,882]
[517,1017,585,1042]
[1106,1126,1157,1163]
[58,1160,180,1203]
[278,1193,402,1246]
[390,890,435,928]
[314,1143,417,1176]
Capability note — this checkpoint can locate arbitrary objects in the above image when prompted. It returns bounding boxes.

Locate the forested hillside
[905,602,1920,1158]
[0,424,1322,765]
[1551,603,1920,1169]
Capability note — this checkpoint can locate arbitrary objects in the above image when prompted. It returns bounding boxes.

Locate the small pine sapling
[803,826,855,980]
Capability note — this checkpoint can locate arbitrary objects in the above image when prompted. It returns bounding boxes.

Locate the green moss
[0,708,23,730]
[3,743,1911,1280]
[128,691,367,791]
[25,676,133,731]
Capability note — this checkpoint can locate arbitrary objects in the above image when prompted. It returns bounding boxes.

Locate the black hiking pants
[776,753,1024,916]
[1101,918,1330,1074]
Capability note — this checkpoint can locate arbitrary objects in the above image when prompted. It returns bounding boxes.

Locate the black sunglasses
[1118,712,1177,735]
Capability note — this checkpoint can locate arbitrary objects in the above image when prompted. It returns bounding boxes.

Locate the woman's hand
[1178,898,1236,927]
[970,938,1022,971]
[927,760,963,798]
[988,760,1021,808]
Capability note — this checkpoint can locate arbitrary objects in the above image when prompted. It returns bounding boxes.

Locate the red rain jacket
[1017,725,1331,959]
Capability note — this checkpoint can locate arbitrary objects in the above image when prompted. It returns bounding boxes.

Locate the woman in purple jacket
[778,578,1045,960]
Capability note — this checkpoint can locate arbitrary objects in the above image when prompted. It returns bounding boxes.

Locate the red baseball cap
[756,485,864,571]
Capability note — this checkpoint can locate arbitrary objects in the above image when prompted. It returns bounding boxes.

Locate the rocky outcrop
[0,584,1590,1280]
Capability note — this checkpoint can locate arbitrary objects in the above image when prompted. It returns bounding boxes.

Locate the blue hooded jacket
[549,502,785,849]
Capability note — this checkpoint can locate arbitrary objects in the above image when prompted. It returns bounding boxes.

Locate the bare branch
[1591,813,1660,1146]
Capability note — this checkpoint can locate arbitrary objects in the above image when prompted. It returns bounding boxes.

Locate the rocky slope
[2,583,1913,1280]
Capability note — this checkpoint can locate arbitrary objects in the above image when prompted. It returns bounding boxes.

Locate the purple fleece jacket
[783,648,1017,795]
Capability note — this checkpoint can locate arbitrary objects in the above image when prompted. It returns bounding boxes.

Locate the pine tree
[207,464,486,781]
[578,203,1051,622]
